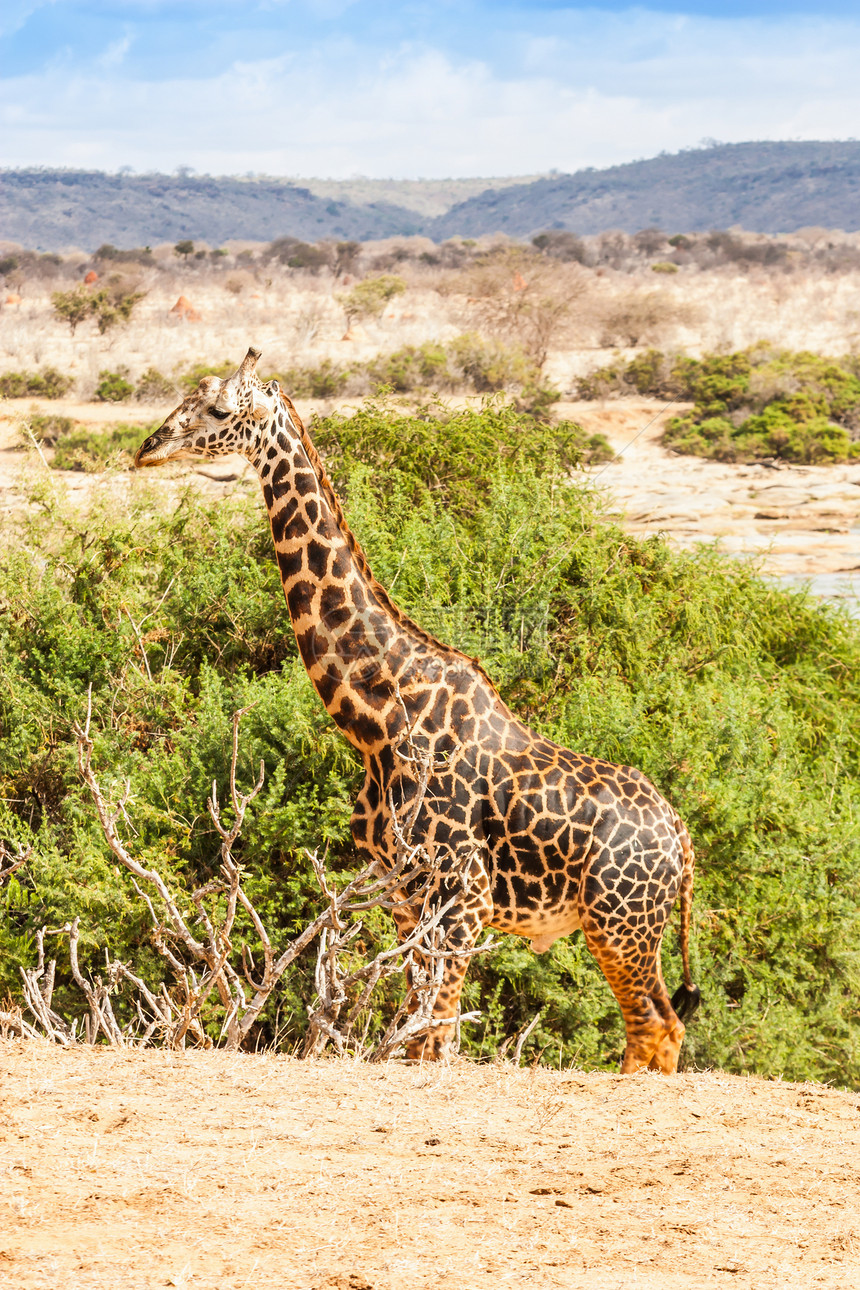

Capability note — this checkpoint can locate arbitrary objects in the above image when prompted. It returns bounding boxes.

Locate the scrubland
[3,226,860,400]
[3,225,860,1290]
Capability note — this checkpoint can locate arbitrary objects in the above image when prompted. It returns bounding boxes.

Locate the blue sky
[2,1,859,177]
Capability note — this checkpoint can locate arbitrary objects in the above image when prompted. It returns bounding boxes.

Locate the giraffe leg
[578,839,687,1075]
[397,907,485,1062]
[391,852,492,1064]
[580,921,686,1073]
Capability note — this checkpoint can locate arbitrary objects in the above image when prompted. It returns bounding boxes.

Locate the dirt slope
[1,1042,858,1290]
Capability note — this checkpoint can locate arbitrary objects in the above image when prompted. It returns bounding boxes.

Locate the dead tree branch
[12,686,496,1059]
[0,839,32,883]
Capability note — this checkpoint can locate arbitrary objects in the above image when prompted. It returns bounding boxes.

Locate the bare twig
[513,1009,544,1066]
[0,839,31,883]
[15,689,496,1060]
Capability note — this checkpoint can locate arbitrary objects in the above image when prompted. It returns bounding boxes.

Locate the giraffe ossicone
[135,347,701,1072]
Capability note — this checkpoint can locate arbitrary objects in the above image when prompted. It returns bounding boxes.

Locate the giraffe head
[134,347,278,467]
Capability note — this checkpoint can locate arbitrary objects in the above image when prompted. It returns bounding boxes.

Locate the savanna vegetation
[2,397,860,1084]
[578,345,860,463]
[3,329,608,444]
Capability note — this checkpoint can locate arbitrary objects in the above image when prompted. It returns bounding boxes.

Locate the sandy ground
[1,1042,859,1290]
[571,399,860,610]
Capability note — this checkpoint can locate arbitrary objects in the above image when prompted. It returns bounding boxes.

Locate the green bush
[51,422,156,471]
[578,346,860,463]
[5,400,860,1084]
[364,342,453,393]
[135,368,176,402]
[179,361,235,392]
[52,284,145,336]
[272,359,351,400]
[311,399,598,512]
[651,261,679,274]
[22,413,76,446]
[51,285,95,335]
[95,370,134,403]
[337,274,406,326]
[0,366,73,399]
[90,284,146,335]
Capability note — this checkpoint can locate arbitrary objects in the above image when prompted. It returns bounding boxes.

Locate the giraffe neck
[253,393,464,755]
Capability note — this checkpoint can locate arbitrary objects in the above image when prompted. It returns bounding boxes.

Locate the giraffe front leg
[392,854,492,1063]
[402,912,484,1062]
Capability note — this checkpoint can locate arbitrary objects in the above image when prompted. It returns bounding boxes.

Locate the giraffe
[134,347,701,1073]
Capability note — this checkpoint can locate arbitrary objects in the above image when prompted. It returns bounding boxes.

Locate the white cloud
[2,11,860,175]
[97,33,132,69]
[0,0,51,40]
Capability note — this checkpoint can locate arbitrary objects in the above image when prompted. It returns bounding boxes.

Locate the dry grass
[1,1041,858,1289]
[4,258,860,402]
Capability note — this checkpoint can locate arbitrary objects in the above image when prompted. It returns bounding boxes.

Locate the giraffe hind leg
[587,933,686,1074]
[580,902,686,1074]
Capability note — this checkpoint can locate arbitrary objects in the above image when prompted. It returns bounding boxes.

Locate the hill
[430,140,860,238]
[6,142,860,249]
[2,1042,858,1289]
[0,170,423,252]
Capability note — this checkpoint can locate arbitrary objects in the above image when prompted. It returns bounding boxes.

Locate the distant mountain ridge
[0,170,423,251]
[3,143,860,251]
[430,142,860,238]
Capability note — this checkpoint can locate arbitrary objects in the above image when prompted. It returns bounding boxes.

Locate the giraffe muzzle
[134,428,186,467]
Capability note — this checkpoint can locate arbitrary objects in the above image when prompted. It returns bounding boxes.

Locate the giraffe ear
[251,384,274,420]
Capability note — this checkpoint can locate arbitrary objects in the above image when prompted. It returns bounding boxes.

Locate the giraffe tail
[670,822,701,1024]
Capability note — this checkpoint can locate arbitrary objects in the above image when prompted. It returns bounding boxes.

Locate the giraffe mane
[276,385,498,689]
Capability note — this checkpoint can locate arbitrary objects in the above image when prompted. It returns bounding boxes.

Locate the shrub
[312,399,607,512]
[600,291,671,347]
[364,342,453,393]
[532,231,587,264]
[135,368,177,403]
[579,345,860,464]
[93,244,155,267]
[22,412,76,446]
[95,370,134,403]
[447,333,535,392]
[51,282,145,336]
[51,285,94,335]
[706,231,788,268]
[50,421,155,471]
[270,337,551,402]
[651,261,679,274]
[634,227,667,256]
[273,359,351,400]
[2,401,860,1084]
[664,347,860,463]
[91,281,146,334]
[178,361,235,392]
[265,237,333,273]
[338,274,407,327]
[0,367,72,399]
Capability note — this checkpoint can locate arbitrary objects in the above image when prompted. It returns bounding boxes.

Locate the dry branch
[13,687,495,1059]
[0,839,31,883]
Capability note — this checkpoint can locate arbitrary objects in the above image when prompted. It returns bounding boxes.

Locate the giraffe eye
[208,407,230,421]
